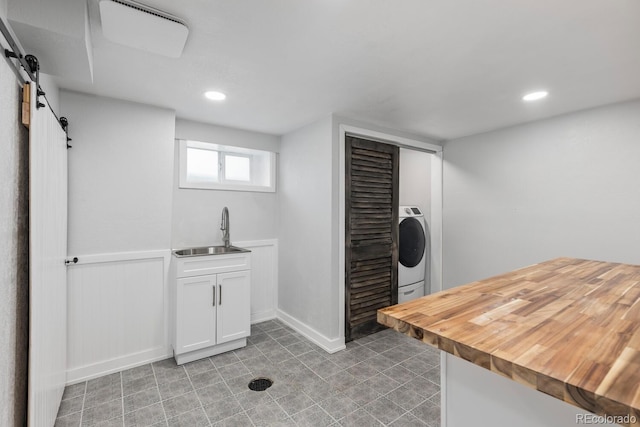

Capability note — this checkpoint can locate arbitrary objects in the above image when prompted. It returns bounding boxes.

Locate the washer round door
[399,217,426,267]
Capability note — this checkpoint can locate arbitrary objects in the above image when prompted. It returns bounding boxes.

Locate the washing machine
[398,206,427,303]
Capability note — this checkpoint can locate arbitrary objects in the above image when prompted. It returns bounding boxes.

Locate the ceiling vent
[99,0,189,58]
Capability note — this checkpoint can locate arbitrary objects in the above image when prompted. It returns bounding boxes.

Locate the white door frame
[337,124,443,345]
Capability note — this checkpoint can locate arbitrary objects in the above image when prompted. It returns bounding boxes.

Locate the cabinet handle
[403,289,415,295]
[213,286,216,306]
[219,285,222,305]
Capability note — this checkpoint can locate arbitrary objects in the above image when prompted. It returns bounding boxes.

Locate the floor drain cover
[248,377,273,391]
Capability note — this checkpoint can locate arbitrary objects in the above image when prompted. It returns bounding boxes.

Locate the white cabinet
[216,271,251,344]
[172,251,250,365]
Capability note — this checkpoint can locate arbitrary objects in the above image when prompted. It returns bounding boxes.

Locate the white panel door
[216,270,251,344]
[175,275,217,353]
[28,83,68,426]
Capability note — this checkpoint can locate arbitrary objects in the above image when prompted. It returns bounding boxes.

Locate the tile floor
[55,319,441,426]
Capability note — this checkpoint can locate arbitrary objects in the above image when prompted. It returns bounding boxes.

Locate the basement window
[179,140,276,192]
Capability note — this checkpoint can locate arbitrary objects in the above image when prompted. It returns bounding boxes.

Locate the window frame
[179,139,276,193]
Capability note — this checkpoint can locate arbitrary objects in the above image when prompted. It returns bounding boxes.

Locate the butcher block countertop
[378,258,640,425]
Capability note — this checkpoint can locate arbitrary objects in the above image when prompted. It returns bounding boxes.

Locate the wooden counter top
[378,258,640,426]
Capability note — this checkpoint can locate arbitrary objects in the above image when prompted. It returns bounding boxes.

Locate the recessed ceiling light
[522,91,548,101]
[204,91,226,101]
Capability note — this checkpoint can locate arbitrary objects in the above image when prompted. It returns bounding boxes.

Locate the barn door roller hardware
[60,117,73,149]
[1,17,68,134]
[24,54,45,109]
[2,23,44,108]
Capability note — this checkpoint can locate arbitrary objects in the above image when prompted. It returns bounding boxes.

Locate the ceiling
[8,0,640,140]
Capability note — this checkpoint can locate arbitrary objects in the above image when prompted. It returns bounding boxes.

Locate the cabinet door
[216,270,251,345]
[176,275,217,354]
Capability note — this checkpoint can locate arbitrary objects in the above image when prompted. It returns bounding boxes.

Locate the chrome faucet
[221,207,230,248]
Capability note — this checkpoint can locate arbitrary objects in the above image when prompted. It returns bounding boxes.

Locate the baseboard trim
[66,346,172,385]
[276,309,345,354]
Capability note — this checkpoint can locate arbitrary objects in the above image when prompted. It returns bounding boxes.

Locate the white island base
[445,355,622,427]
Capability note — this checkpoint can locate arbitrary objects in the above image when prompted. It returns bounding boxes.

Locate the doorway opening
[339,125,443,343]
[344,135,399,341]
[398,148,433,303]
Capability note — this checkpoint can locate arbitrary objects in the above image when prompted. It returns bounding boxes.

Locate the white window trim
[179,140,276,193]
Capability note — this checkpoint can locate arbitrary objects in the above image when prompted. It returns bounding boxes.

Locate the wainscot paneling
[235,239,278,324]
[66,241,278,384]
[66,250,171,384]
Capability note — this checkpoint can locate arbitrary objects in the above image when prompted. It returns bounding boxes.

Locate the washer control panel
[400,206,422,217]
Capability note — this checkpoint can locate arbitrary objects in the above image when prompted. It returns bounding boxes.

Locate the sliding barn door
[27,83,68,426]
[345,135,399,341]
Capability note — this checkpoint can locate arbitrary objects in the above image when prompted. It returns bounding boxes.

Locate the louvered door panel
[345,136,398,341]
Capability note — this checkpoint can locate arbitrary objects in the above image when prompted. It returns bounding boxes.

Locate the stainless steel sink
[173,246,250,257]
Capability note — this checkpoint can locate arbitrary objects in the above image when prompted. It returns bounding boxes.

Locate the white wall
[175,118,280,152]
[172,119,280,249]
[278,114,442,351]
[0,45,28,427]
[399,147,432,225]
[443,99,640,288]
[399,147,432,293]
[278,116,336,342]
[442,99,640,426]
[61,91,175,255]
[59,92,176,381]
[447,357,618,427]
[56,104,280,380]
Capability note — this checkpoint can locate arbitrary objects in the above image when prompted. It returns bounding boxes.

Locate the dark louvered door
[345,135,399,341]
